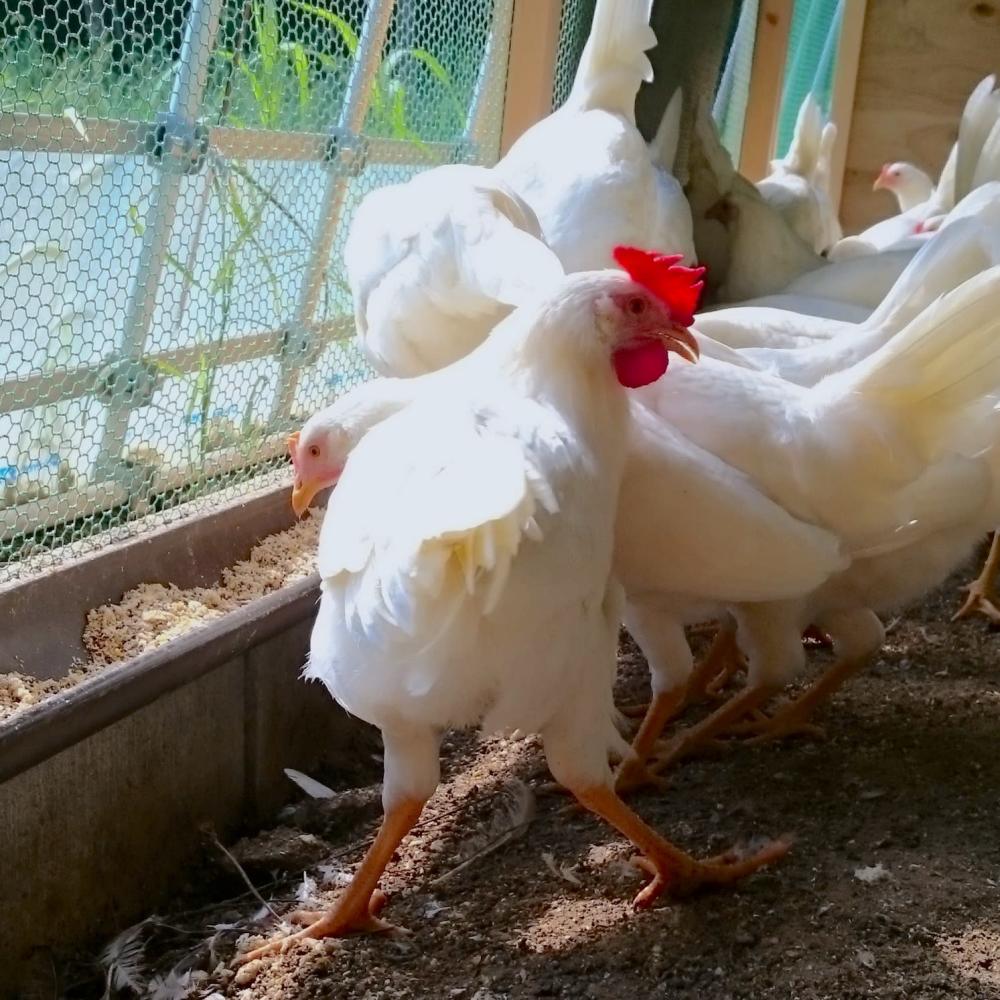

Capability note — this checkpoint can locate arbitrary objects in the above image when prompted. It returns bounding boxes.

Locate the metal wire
[0,0,603,580]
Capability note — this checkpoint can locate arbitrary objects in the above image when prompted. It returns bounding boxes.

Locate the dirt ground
[60,558,1000,1000]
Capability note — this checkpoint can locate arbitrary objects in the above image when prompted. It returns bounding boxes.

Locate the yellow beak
[662,323,700,364]
[291,478,323,518]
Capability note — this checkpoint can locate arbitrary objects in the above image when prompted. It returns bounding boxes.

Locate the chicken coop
[4,0,1000,995]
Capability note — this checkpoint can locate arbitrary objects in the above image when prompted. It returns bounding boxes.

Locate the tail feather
[934,141,958,210]
[815,121,837,193]
[843,266,1000,457]
[972,114,1000,189]
[649,88,682,171]
[782,92,824,178]
[865,218,996,334]
[956,75,1000,200]
[566,0,656,120]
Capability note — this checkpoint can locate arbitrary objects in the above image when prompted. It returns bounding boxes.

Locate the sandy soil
[54,555,1000,1000]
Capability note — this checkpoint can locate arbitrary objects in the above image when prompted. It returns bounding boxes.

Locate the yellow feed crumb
[0,510,324,722]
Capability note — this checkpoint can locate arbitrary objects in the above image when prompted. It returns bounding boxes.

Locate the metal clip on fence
[146,112,210,175]
[93,0,225,487]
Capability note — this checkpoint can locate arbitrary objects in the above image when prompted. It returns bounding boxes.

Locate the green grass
[0,3,467,140]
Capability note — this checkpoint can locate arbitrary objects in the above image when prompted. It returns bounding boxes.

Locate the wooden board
[840,0,1000,233]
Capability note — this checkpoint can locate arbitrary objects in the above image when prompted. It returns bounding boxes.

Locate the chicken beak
[660,324,700,364]
[872,168,888,192]
[291,478,322,518]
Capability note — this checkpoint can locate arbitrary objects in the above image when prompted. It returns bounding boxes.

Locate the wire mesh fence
[0,0,576,581]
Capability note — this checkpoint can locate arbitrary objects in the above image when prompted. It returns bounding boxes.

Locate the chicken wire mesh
[0,0,581,581]
[550,0,593,111]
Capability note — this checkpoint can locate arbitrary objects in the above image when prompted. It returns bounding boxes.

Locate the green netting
[713,0,758,161]
[0,0,523,579]
[775,0,841,157]
[551,0,595,111]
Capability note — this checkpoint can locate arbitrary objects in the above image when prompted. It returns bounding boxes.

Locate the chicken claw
[236,801,424,965]
[630,837,793,905]
[954,535,1000,624]
[954,534,1000,624]
[572,784,790,908]
[239,891,397,964]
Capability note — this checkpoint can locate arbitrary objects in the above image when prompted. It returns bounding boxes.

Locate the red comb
[612,246,705,327]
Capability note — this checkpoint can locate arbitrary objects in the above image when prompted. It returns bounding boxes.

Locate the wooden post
[827,0,868,213]
[738,0,794,181]
[500,0,563,155]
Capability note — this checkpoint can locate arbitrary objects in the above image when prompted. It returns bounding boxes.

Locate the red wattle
[613,340,669,388]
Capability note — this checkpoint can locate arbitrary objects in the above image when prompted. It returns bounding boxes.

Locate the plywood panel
[841,0,1000,233]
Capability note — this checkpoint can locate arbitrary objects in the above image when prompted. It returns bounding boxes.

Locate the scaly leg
[687,624,744,702]
[237,798,425,964]
[614,687,685,795]
[621,624,743,721]
[572,784,791,906]
[727,653,872,744]
[954,532,1000,624]
[649,684,779,774]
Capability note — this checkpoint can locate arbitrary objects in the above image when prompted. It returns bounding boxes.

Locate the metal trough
[0,483,364,988]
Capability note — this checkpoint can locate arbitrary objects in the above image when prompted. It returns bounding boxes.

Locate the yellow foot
[239,891,398,964]
[726,706,827,745]
[613,758,671,797]
[953,578,1000,624]
[631,836,793,907]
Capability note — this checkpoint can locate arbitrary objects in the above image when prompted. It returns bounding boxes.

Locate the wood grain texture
[740,0,794,181]
[500,0,562,155]
[841,0,1000,233]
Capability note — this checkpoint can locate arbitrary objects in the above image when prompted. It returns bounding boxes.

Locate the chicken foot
[237,798,425,963]
[648,684,780,773]
[953,532,1000,624]
[572,784,791,905]
[725,651,874,745]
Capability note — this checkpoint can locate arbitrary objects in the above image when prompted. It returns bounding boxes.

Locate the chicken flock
[242,0,1000,963]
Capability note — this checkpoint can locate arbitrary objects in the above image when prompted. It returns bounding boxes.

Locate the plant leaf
[289,1,358,53]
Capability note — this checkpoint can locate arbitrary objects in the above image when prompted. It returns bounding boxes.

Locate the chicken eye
[627,296,647,316]
[309,445,321,458]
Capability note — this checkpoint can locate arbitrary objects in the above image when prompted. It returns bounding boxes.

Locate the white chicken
[706,215,1000,385]
[838,75,1000,259]
[755,92,843,254]
[344,0,692,380]
[240,256,788,963]
[873,161,936,214]
[286,325,851,797]
[687,102,917,309]
[494,0,694,269]
[344,164,563,376]
[635,265,1000,761]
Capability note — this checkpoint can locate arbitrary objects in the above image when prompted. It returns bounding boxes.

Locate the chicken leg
[238,798,426,963]
[954,532,1000,624]
[572,784,791,905]
[614,687,685,794]
[728,651,874,744]
[648,684,781,773]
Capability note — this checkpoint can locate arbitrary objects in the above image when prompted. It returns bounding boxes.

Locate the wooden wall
[840,0,1000,234]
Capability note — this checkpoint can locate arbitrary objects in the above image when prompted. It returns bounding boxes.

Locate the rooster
[240,254,787,964]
